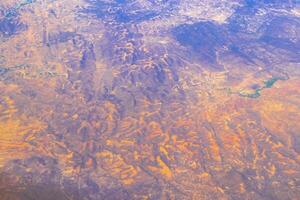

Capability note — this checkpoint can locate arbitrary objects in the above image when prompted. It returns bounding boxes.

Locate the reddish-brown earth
[0,0,300,199]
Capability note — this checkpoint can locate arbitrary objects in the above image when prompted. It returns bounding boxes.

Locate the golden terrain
[0,0,300,200]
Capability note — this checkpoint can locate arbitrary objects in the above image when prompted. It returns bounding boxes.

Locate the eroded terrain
[0,0,300,199]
